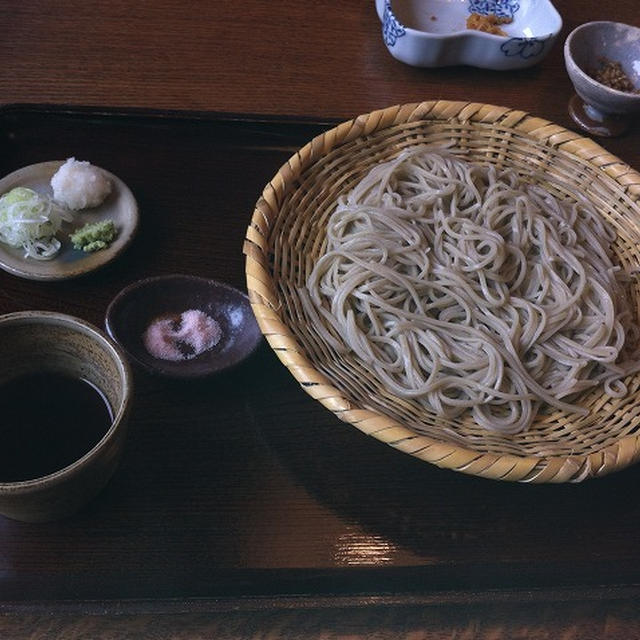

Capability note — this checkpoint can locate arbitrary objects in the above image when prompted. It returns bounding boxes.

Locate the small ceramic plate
[0,161,138,280]
[376,0,562,70]
[105,274,262,378]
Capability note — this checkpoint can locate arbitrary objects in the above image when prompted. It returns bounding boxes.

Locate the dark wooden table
[1,2,640,638]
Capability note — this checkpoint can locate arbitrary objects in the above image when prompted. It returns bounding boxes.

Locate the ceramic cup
[564,21,640,137]
[0,311,133,522]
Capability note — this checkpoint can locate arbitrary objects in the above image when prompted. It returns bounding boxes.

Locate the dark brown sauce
[0,372,113,482]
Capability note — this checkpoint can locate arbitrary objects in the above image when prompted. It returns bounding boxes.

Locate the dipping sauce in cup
[0,372,113,482]
[0,311,133,522]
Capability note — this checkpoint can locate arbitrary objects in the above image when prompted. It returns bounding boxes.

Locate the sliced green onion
[0,187,72,260]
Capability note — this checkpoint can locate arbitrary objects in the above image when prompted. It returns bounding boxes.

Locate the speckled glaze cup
[0,311,133,522]
[564,21,640,136]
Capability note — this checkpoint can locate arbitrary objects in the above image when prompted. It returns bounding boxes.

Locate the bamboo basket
[244,100,640,483]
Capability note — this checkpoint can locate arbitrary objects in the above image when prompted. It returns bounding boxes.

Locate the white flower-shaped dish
[375,0,562,70]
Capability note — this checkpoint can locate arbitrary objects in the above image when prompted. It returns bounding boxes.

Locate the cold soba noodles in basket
[303,146,640,434]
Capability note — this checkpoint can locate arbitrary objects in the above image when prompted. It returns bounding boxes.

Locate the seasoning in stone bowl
[143,309,221,361]
[592,59,639,93]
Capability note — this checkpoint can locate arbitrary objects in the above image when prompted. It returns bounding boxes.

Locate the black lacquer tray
[1,106,640,614]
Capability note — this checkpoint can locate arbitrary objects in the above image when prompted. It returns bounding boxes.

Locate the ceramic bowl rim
[564,20,640,99]
[0,310,133,490]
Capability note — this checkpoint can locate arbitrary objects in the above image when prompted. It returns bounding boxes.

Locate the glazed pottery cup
[0,311,133,522]
[564,21,640,136]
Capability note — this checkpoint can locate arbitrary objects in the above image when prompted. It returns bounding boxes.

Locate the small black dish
[105,274,262,378]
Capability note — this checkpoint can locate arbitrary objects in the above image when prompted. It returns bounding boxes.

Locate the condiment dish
[564,21,640,137]
[0,311,133,522]
[105,274,262,378]
[375,0,562,70]
[0,161,138,280]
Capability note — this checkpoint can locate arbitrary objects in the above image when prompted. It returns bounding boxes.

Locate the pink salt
[143,309,222,361]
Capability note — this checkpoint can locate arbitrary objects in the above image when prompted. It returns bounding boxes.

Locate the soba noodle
[304,146,640,434]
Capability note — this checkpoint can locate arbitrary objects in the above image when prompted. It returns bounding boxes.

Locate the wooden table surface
[1,1,640,638]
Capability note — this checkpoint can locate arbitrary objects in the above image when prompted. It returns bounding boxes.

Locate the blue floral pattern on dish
[468,0,520,19]
[501,36,547,58]
[382,0,406,47]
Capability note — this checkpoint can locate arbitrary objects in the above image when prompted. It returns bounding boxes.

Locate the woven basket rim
[244,99,640,483]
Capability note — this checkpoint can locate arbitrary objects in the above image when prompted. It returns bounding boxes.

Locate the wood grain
[2,593,640,639]
[0,2,634,145]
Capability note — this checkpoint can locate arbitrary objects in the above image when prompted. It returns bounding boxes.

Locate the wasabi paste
[70,219,117,252]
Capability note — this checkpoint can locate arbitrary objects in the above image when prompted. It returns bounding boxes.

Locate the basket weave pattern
[245,101,640,483]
